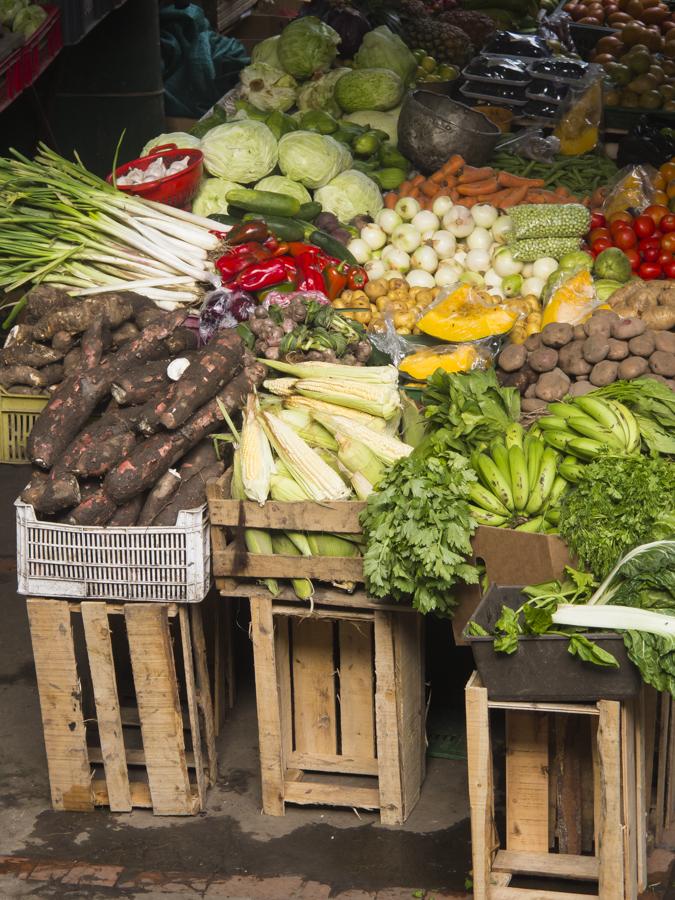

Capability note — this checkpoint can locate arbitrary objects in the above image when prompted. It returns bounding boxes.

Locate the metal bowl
[397,90,501,174]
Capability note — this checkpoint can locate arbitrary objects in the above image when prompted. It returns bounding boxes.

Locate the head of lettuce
[277,16,340,80]
[278,131,352,189]
[201,120,278,184]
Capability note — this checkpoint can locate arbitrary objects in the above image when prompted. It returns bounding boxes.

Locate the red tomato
[590,212,606,229]
[634,215,656,238]
[660,214,675,234]
[639,262,662,280]
[661,232,675,254]
[591,238,613,256]
[610,220,632,239]
[644,205,669,226]
[639,237,661,253]
[613,228,637,250]
[624,248,640,271]
[589,227,612,244]
[643,245,661,262]
[658,251,673,267]
[663,258,675,278]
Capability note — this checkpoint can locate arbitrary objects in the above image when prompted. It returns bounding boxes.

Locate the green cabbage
[201,120,278,184]
[141,132,201,156]
[343,107,401,145]
[0,0,25,26]
[335,68,404,113]
[239,63,297,113]
[278,131,352,189]
[314,169,383,222]
[353,26,416,86]
[251,35,282,69]
[192,178,243,217]
[277,16,340,80]
[297,68,350,119]
[254,176,311,204]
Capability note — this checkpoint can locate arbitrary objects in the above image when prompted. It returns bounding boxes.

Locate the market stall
[1,0,674,893]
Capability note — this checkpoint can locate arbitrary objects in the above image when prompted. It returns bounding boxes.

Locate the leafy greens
[594,378,675,455]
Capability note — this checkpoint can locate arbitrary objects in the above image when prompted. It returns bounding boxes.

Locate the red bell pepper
[323,261,349,301]
[296,252,327,293]
[215,243,271,281]
[346,265,368,290]
[232,256,298,291]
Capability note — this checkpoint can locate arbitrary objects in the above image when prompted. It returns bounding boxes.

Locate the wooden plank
[69,602,179,617]
[189,605,217,787]
[374,611,404,825]
[283,780,380,810]
[80,602,131,813]
[275,605,373,622]
[88,747,197,767]
[208,497,364,532]
[287,751,379,776]
[213,547,363,582]
[179,607,206,806]
[596,700,625,900]
[493,850,599,881]
[338,620,375,761]
[215,579,413,613]
[580,718,595,854]
[505,711,549,853]
[554,715,583,855]
[292,618,337,757]
[590,716,600,856]
[393,613,424,821]
[124,604,195,816]
[466,673,496,900]
[655,693,670,844]
[642,686,658,832]
[274,616,293,766]
[666,697,675,832]
[249,594,285,816]
[620,699,638,900]
[634,689,647,892]
[92,779,153,808]
[26,598,93,812]
[488,700,599,716]
[489,888,598,900]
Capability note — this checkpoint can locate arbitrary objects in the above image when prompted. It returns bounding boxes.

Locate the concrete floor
[0,463,673,900]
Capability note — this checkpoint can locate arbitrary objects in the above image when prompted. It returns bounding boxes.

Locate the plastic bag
[497,127,560,163]
[553,64,604,156]
[199,287,256,343]
[601,164,657,219]
[262,290,329,310]
[414,283,520,344]
[541,267,601,327]
[398,339,498,380]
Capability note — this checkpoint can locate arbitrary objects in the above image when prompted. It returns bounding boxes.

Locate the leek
[552,604,675,637]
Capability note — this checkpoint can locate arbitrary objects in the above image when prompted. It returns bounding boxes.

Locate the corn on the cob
[270,473,308,502]
[231,451,279,597]
[261,411,351,502]
[277,408,338,451]
[314,413,412,465]
[262,359,399,385]
[240,395,274,505]
[350,470,375,500]
[306,533,360,558]
[296,379,400,419]
[337,435,385,486]
[264,377,298,396]
[271,532,313,600]
[401,393,427,448]
[284,395,387,432]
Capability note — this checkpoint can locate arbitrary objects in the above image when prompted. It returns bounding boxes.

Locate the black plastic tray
[605,106,675,132]
[466,585,641,702]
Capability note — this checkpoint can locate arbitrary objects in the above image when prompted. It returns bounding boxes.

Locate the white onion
[491,215,512,244]
[532,257,559,281]
[421,230,435,242]
[492,247,523,278]
[391,223,422,253]
[385,247,411,273]
[522,276,545,299]
[459,271,485,287]
[347,239,372,264]
[384,270,404,280]
[412,210,440,234]
[483,268,503,294]
[430,230,456,260]
[521,263,534,278]
[376,209,402,234]
[365,258,387,280]
[361,224,387,251]
[395,197,421,221]
[435,262,463,287]
[472,204,498,229]
[411,244,439,273]
[432,195,454,218]
[453,249,467,267]
[466,226,494,252]
[406,269,436,288]
[443,206,475,238]
[465,248,491,273]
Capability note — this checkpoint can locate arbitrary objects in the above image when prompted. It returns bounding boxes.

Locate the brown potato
[498,343,527,373]
[642,306,675,330]
[573,324,586,341]
[540,322,574,348]
[534,368,571,402]
[365,279,388,300]
[529,347,558,373]
[559,340,592,376]
[584,315,614,338]
[606,338,629,361]
[582,335,610,364]
[617,356,649,380]
[521,397,547,412]
[655,331,675,354]
[649,350,675,377]
[628,332,656,357]
[611,317,646,340]
[569,380,596,397]
[589,360,619,386]
[524,333,541,352]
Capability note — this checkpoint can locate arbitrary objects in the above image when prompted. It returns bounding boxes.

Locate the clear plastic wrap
[552,64,605,157]
[199,288,256,343]
[497,127,560,163]
[601,164,658,219]
[541,266,602,327]
[414,283,520,344]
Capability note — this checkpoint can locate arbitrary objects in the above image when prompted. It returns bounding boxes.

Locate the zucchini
[309,229,357,265]
[208,213,241,226]
[242,213,305,241]
[298,201,322,221]
[225,188,300,217]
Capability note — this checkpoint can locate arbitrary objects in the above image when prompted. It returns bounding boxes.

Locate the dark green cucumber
[298,201,322,221]
[208,213,241,226]
[225,188,300,217]
[242,213,305,241]
[309,229,356,264]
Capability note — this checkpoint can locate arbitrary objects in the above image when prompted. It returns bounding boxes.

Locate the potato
[642,306,675,331]
[498,343,527,372]
[540,322,573,348]
[569,380,596,397]
[416,289,435,307]
[642,372,669,384]
[628,332,656,358]
[365,279,388,300]
[388,289,409,303]
[617,357,648,380]
[498,370,532,394]
[534,368,571,402]
[610,317,646,340]
[524,333,541,352]
[573,324,586,341]
[584,315,614,338]
[558,341,591,376]
[649,350,675,378]
[524,383,537,398]
[606,338,629,361]
[582,335,609,364]
[521,397,547,412]
[589,360,619,386]
[655,331,675,354]
[388,279,408,293]
[529,347,558,373]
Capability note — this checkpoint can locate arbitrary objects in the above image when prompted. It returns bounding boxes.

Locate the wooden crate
[655,693,675,847]
[465,671,646,900]
[226,582,425,824]
[207,471,366,586]
[26,598,218,815]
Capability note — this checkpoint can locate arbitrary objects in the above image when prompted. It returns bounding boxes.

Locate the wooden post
[374,610,404,825]
[189,604,217,786]
[505,711,549,852]
[338,620,375,760]
[597,700,625,900]
[179,606,206,806]
[465,673,496,900]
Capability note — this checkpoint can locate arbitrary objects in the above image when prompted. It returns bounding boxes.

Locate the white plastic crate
[16,500,211,602]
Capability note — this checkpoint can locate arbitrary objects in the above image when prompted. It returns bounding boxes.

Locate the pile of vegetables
[0,0,46,37]
[584,208,675,283]
[492,151,617,205]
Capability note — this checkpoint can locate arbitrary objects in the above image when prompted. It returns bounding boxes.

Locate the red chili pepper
[232,256,298,291]
[215,243,271,281]
[323,261,349,301]
[286,242,319,257]
[346,266,368,290]
[271,242,291,258]
[227,220,269,245]
[296,252,328,294]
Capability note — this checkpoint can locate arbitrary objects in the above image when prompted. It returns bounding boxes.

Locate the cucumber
[208,213,241,226]
[309,229,357,264]
[298,201,322,221]
[225,188,300,217]
[242,213,305,241]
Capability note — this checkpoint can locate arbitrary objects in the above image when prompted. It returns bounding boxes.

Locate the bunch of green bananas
[468,423,567,533]
[538,396,640,463]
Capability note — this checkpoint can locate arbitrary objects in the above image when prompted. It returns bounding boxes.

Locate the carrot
[398,180,412,195]
[422,180,440,198]
[384,192,398,209]
[430,169,448,184]
[500,185,530,208]
[458,166,495,184]
[408,186,421,199]
[456,178,499,197]
[449,188,459,202]
[522,189,557,204]
[411,174,425,188]
[443,155,464,176]
[497,171,545,189]
[554,185,568,197]
[459,197,478,209]
[480,188,515,209]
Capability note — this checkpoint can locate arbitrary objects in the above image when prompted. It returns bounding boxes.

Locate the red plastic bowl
[107,144,203,209]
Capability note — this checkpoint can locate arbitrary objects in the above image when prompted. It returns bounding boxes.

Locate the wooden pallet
[27,599,218,815]
[655,693,675,847]
[466,671,646,900]
[234,584,425,824]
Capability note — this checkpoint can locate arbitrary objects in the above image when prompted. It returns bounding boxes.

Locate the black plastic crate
[466,585,641,702]
[553,0,617,59]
